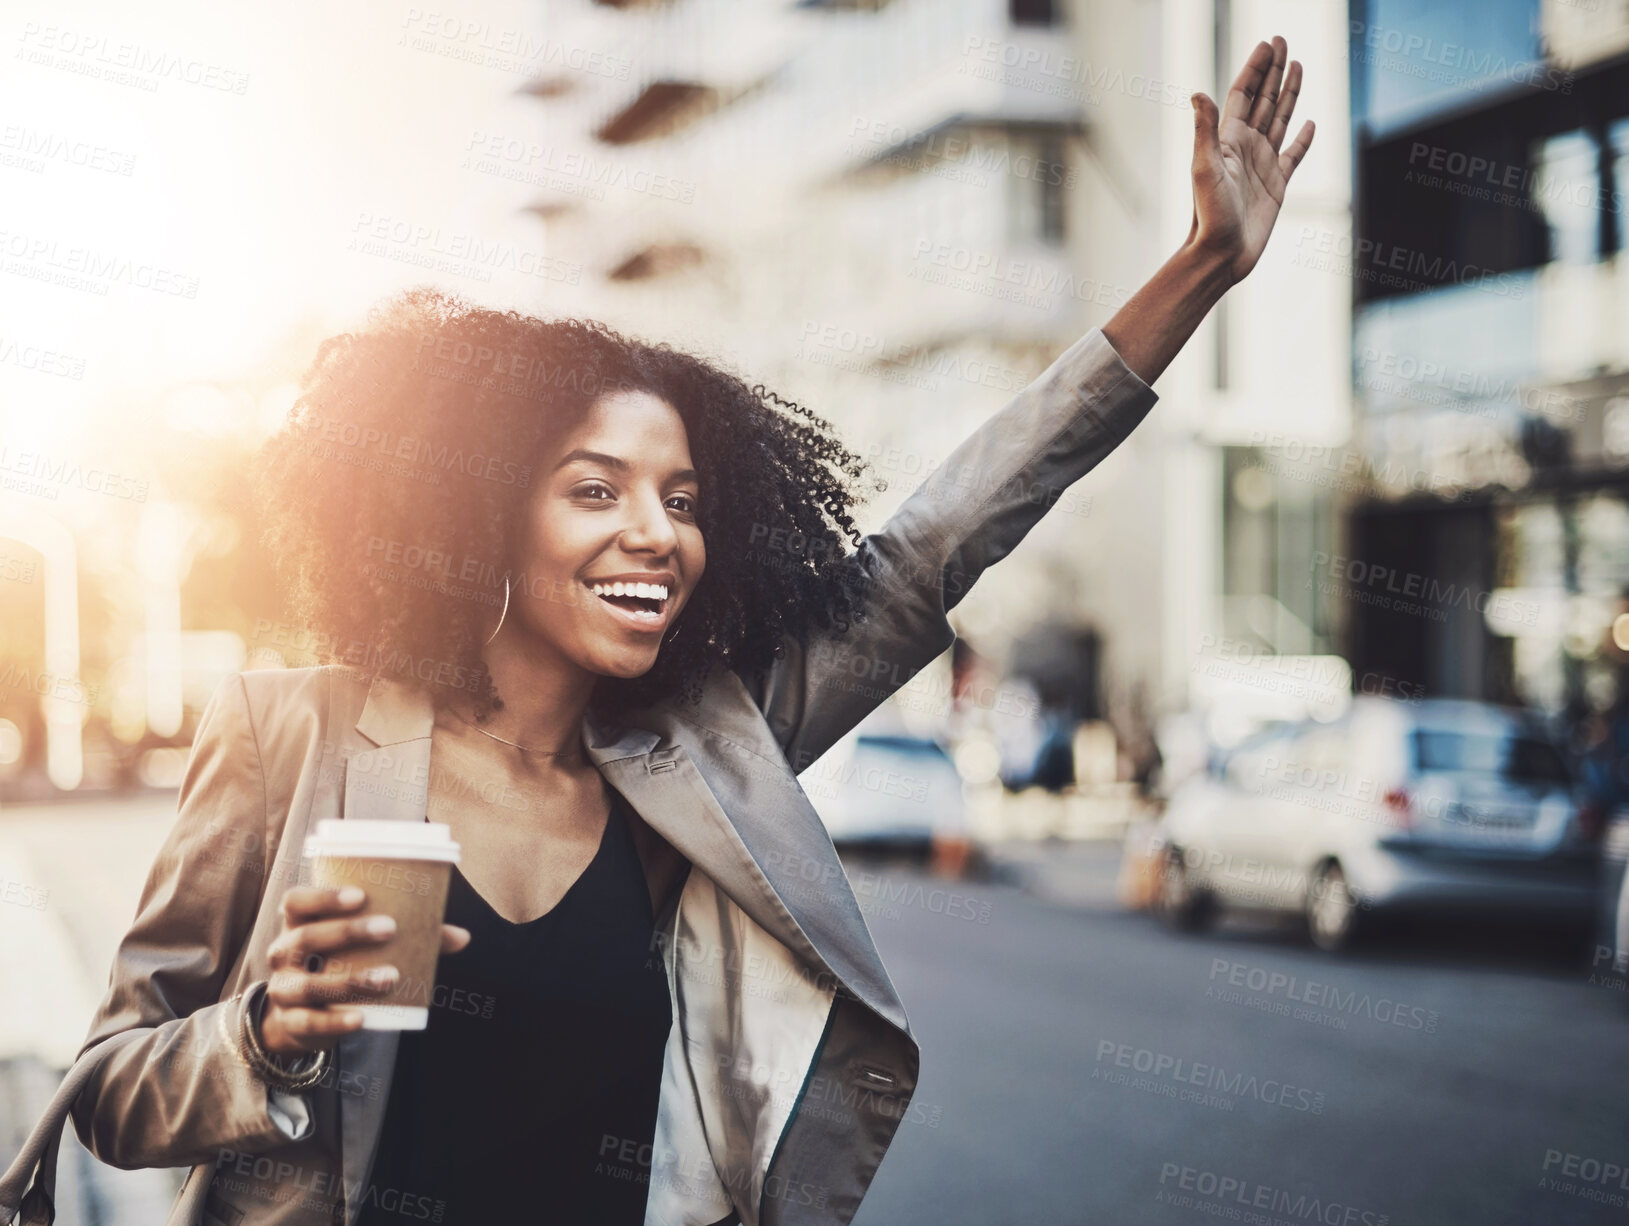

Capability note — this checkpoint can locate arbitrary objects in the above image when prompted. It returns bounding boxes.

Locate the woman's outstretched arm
[745,36,1314,772]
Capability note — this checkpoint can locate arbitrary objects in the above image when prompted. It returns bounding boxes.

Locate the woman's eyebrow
[553,448,628,473]
[554,448,699,484]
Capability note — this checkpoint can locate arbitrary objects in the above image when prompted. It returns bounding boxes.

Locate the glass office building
[1340,0,1629,716]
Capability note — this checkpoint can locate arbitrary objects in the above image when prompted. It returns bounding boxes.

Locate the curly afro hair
[253,286,884,724]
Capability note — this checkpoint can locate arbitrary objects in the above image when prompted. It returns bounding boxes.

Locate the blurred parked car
[1150,698,1602,952]
[1600,812,1629,982]
[805,725,969,865]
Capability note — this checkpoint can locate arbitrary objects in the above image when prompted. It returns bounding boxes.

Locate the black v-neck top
[352,791,673,1226]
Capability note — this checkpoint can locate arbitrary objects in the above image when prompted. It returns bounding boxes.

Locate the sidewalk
[975,836,1132,911]
[0,795,189,1222]
[961,782,1153,912]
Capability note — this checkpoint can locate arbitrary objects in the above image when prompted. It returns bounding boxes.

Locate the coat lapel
[601,670,914,1036]
[335,679,433,1226]
[333,669,911,1226]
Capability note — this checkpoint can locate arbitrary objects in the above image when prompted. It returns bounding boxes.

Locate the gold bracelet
[242,980,331,1091]
[228,980,332,1092]
[217,988,256,1075]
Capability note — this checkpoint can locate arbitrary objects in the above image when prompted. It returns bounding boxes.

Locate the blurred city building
[1340,0,1629,719]
[524,0,1353,765]
[0,0,1356,796]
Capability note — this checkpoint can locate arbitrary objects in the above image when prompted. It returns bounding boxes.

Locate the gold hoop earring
[486,574,512,646]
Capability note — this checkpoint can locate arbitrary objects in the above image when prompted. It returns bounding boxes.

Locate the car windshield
[1410,729,1570,785]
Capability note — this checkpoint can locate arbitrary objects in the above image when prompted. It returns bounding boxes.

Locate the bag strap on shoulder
[0,1027,155,1225]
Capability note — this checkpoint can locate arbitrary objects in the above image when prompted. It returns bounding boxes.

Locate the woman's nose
[620,491,679,553]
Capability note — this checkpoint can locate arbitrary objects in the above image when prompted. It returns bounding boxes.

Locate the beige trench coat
[66,327,1158,1226]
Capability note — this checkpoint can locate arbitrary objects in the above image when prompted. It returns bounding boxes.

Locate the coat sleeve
[743,326,1159,774]
[68,672,317,1170]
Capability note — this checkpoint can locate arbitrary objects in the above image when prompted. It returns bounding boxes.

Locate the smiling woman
[12,35,1315,1226]
[252,285,882,723]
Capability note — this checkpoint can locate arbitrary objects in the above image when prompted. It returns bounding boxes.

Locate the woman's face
[506,388,706,680]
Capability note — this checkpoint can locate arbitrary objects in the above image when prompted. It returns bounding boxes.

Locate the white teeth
[587,581,670,602]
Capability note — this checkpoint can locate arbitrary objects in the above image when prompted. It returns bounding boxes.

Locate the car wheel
[1157,848,1215,933]
[1306,862,1361,953]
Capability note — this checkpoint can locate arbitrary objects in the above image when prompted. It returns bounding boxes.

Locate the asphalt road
[849,852,1629,1226]
[4,802,1627,1225]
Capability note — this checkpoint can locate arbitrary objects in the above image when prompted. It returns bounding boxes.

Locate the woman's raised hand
[258,885,472,1057]
[1187,35,1316,285]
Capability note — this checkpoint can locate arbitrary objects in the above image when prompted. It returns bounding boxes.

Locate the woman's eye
[667,494,698,514]
[577,482,615,501]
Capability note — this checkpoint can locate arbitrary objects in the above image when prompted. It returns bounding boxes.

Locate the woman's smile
[583,573,677,634]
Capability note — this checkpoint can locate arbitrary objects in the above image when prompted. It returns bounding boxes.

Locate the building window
[1010,0,1058,26]
[1006,130,1067,245]
[1608,117,1629,258]
[1533,129,1601,265]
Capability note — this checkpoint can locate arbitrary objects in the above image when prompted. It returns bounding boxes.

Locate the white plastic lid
[302,819,461,863]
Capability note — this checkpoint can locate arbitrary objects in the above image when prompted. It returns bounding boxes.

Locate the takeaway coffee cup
[302,819,462,1030]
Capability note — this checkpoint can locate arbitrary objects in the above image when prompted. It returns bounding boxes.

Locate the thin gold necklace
[446,704,582,759]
